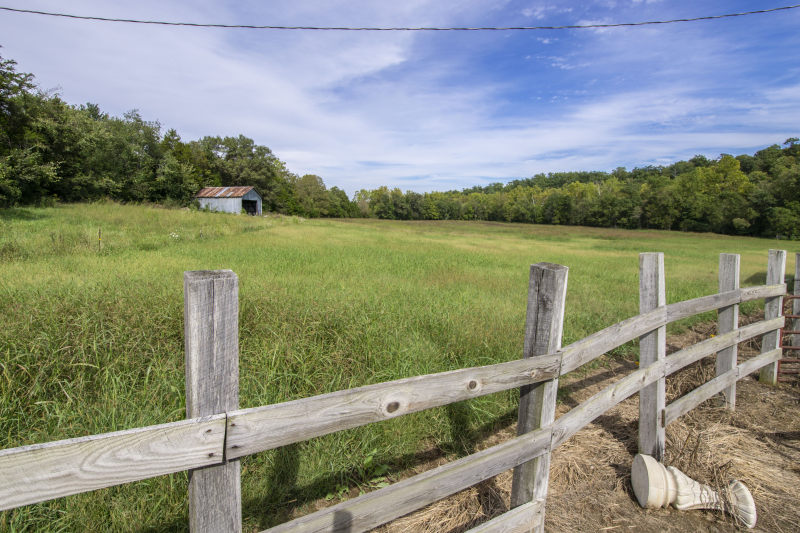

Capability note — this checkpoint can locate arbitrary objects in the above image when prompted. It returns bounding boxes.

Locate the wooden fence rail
[0,250,792,533]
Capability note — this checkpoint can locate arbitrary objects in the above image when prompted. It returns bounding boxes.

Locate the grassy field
[0,202,795,532]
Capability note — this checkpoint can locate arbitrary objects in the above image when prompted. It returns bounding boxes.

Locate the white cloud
[308,79,800,192]
[521,4,573,20]
[0,0,798,195]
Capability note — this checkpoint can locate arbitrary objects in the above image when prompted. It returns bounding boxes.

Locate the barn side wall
[198,197,242,214]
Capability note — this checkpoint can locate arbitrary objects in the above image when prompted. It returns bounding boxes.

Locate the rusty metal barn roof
[195,186,256,198]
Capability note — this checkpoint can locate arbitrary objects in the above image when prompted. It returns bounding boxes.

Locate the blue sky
[1,1,798,194]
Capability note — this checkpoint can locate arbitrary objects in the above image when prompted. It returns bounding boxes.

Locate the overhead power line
[0,4,799,31]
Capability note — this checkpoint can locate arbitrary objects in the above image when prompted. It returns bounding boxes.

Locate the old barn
[195,186,262,215]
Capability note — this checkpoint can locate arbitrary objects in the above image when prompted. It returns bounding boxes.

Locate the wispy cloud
[1,0,798,194]
[521,4,573,20]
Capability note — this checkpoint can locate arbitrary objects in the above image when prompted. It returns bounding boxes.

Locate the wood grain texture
[228,282,784,460]
[554,341,784,446]
[738,347,783,378]
[184,270,240,418]
[511,263,568,519]
[716,254,739,409]
[465,500,544,533]
[667,285,783,322]
[552,360,664,448]
[559,307,665,375]
[0,415,225,511]
[263,428,551,533]
[715,254,740,411]
[638,253,666,461]
[184,270,241,533]
[665,317,784,375]
[666,291,739,323]
[739,284,785,302]
[227,355,560,459]
[759,250,786,385]
[665,348,782,425]
[543,283,781,378]
[665,369,738,426]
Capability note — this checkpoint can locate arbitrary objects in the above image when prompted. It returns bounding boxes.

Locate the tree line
[0,54,357,217]
[354,141,800,239]
[1,53,798,238]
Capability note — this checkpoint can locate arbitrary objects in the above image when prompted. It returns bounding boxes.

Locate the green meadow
[0,203,795,531]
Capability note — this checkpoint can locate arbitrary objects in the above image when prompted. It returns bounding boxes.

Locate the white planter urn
[631,454,756,529]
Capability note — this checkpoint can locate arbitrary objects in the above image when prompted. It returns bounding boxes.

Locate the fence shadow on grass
[744,271,767,285]
[244,405,518,530]
[444,400,477,456]
[250,443,302,526]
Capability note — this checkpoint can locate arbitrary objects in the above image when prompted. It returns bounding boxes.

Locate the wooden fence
[1,250,797,532]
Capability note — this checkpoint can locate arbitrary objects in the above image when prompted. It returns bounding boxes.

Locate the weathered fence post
[184,270,242,532]
[793,253,800,348]
[716,253,740,409]
[510,262,568,532]
[639,253,666,461]
[759,250,786,385]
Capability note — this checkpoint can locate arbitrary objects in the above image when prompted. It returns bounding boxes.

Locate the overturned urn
[631,454,756,529]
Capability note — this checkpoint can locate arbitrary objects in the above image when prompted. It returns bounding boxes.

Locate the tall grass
[0,203,794,531]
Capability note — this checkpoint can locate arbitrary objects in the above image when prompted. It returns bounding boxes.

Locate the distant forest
[2,54,798,239]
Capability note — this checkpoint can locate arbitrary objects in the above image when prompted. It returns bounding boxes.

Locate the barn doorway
[242,200,258,215]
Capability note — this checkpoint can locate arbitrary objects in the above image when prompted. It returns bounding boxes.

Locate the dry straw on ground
[375,319,800,533]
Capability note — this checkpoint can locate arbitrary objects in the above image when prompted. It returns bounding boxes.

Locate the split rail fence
[1,250,797,532]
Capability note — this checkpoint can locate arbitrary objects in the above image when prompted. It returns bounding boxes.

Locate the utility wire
[0,4,799,31]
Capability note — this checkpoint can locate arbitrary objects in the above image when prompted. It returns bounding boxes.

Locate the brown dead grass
[375,317,800,533]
